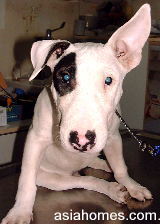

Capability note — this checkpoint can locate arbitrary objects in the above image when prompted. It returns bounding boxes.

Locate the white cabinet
[0,131,27,165]
[0,120,30,165]
[0,133,17,165]
[120,43,149,130]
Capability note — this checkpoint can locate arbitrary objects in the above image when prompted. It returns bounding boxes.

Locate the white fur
[1,4,152,224]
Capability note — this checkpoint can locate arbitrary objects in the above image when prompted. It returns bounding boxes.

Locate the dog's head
[30,4,151,153]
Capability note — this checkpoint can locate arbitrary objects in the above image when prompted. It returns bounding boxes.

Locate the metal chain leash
[115,110,160,157]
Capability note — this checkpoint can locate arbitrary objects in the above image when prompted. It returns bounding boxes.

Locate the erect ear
[106,4,151,72]
[29,40,70,81]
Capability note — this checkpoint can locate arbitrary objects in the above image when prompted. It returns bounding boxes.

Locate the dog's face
[30,4,151,153]
[52,43,125,153]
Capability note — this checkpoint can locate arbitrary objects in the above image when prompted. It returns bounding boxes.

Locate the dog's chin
[60,140,104,154]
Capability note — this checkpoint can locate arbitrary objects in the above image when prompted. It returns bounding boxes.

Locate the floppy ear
[107,4,151,72]
[29,40,70,81]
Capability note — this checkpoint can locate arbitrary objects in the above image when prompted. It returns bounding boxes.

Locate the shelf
[149,37,160,45]
[0,119,31,135]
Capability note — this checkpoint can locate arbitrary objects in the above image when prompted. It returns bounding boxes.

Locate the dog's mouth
[72,142,96,152]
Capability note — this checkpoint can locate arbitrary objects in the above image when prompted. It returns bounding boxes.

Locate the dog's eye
[105,77,112,85]
[62,73,71,83]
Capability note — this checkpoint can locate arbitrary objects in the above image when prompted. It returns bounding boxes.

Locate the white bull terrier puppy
[2,4,152,224]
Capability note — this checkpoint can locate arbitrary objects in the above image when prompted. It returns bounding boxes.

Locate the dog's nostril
[85,130,96,143]
[69,131,79,145]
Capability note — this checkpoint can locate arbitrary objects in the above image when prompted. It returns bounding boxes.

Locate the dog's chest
[40,144,98,174]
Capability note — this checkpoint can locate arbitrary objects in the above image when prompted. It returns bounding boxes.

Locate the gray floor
[0,135,160,223]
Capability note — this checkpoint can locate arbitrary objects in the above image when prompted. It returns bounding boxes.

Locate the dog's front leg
[1,129,50,224]
[36,170,128,203]
[103,133,152,201]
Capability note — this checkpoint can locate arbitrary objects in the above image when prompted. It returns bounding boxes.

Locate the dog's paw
[108,182,129,204]
[1,207,32,224]
[127,185,152,201]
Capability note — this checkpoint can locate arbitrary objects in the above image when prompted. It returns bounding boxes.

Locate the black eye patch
[53,53,76,96]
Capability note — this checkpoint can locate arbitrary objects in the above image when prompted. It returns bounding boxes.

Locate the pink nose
[78,135,89,145]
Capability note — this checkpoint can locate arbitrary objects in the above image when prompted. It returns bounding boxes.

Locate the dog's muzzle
[69,130,96,152]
